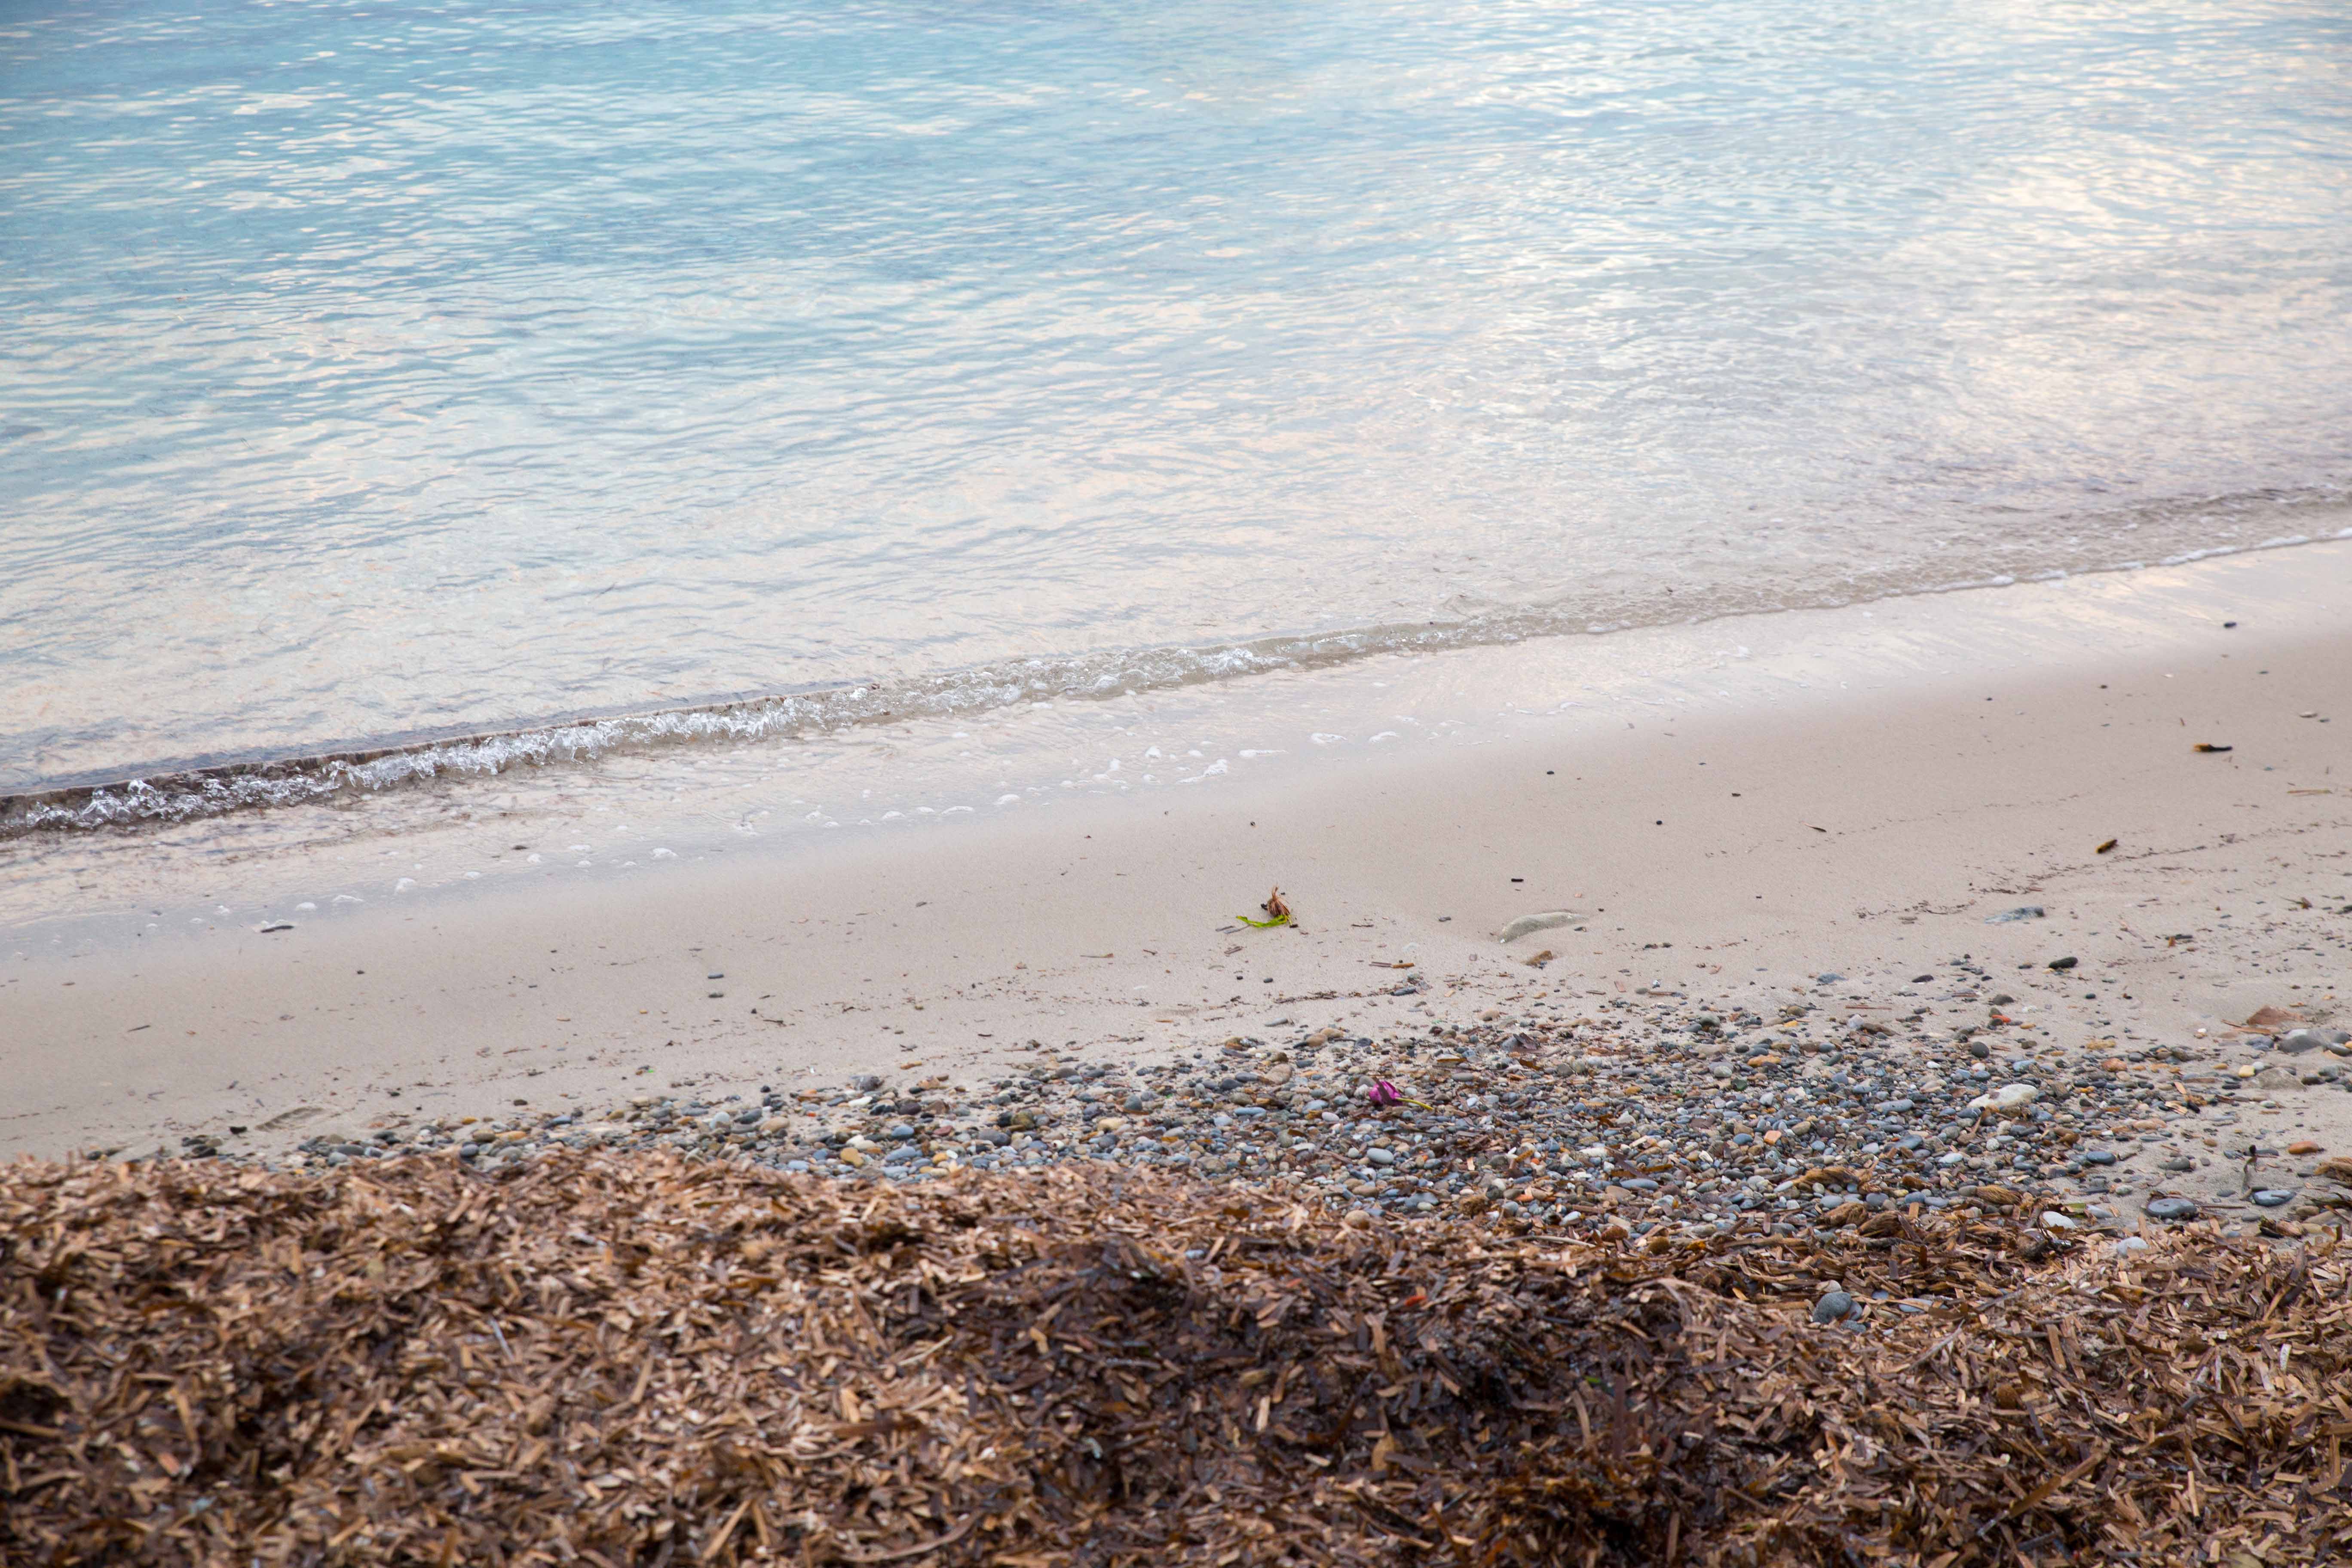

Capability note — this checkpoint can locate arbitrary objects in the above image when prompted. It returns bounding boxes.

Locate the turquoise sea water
[3,0,2349,825]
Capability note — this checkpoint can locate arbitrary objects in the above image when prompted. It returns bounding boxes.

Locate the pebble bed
[270,962,2352,1241]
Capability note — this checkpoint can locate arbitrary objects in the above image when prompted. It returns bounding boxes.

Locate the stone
[2144,1197,2199,1221]
[2250,1189,2297,1207]
[2287,1139,2321,1155]
[2250,1067,2300,1092]
[1811,1290,1856,1324]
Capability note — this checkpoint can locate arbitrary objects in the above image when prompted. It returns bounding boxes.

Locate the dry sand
[5,541,2349,1169]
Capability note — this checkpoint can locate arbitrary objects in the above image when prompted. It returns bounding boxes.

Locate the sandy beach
[6,539,2348,1181]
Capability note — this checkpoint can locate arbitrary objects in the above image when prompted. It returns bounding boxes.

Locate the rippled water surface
[5,0,2350,800]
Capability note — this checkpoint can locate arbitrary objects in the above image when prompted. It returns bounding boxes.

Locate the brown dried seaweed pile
[4,1156,2348,1567]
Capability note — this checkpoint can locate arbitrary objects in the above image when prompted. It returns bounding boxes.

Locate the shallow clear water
[5,0,2350,815]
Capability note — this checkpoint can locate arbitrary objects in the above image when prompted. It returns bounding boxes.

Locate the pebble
[2144,1197,2200,1222]
[1811,1290,1856,1323]
[206,953,2352,1251]
[2250,1189,2297,1207]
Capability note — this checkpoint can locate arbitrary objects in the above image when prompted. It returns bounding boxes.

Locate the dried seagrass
[3,1155,2347,1565]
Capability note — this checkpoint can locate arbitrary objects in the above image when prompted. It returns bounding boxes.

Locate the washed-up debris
[2193,742,2234,753]
[1968,1082,2040,1115]
[1984,904,2045,923]
[3,1156,2348,1567]
[2094,837,2117,854]
[1237,885,1292,928]
[1498,910,1576,942]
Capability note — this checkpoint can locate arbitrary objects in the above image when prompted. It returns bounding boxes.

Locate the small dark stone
[2144,1197,2199,1221]
[1811,1290,1856,1324]
[1969,1041,1991,1060]
[2047,956,2079,971]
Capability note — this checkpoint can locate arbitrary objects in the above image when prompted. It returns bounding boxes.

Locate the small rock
[1968,1041,1991,1060]
[1811,1290,1856,1324]
[2079,1148,2116,1166]
[2287,1139,2321,1155]
[2047,956,2078,972]
[2144,1197,2199,1222]
[2250,1189,2297,1207]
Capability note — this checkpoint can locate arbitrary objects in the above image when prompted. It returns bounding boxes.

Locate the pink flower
[1367,1080,1401,1107]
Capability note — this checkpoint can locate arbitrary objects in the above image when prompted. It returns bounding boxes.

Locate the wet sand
[5,542,2349,1166]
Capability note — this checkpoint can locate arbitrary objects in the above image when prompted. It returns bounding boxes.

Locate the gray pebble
[2144,1197,2200,1222]
[2250,1189,2297,1207]
[1812,1290,1856,1324]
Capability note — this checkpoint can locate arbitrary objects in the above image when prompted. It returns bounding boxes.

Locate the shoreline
[14,506,2351,835]
[5,542,2351,1185]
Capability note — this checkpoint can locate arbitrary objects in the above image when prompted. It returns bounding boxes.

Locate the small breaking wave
[7,498,2347,840]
